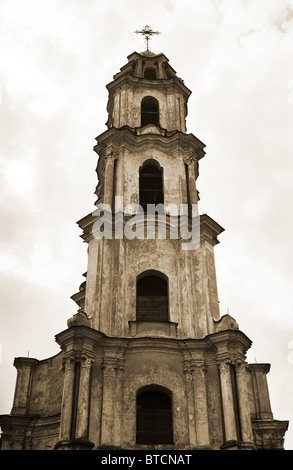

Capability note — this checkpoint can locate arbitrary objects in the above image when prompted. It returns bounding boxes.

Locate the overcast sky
[1,0,293,449]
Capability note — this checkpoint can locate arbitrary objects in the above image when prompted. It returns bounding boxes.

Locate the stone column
[59,355,76,440]
[218,361,237,443]
[113,359,125,447]
[103,153,115,208]
[183,361,197,447]
[249,363,273,419]
[12,358,38,415]
[157,61,165,79]
[192,361,210,448]
[235,360,254,445]
[100,357,117,446]
[136,59,143,78]
[75,353,94,439]
[186,158,199,208]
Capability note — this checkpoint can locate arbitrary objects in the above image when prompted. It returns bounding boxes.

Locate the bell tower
[0,30,288,451]
[76,44,222,342]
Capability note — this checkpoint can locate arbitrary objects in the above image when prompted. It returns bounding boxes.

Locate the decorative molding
[214,314,239,332]
[94,126,205,161]
[104,145,119,162]
[62,354,76,371]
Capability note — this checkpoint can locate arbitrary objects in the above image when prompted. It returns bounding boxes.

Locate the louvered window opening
[139,164,164,211]
[136,275,168,322]
[141,97,159,127]
[136,390,173,444]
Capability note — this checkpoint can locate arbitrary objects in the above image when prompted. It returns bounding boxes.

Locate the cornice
[127,50,170,63]
[247,363,271,374]
[200,214,225,245]
[55,325,105,353]
[51,325,255,367]
[94,126,206,160]
[106,72,191,98]
[208,329,253,362]
[76,212,223,245]
[13,357,39,369]
[0,413,61,428]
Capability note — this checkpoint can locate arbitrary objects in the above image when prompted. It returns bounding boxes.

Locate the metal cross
[135,24,161,50]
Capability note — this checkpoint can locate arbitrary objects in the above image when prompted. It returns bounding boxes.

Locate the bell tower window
[136,386,173,444]
[141,96,159,127]
[136,271,169,322]
[144,68,157,80]
[139,159,164,211]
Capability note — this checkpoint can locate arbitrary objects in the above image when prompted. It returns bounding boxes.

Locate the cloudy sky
[1,0,293,449]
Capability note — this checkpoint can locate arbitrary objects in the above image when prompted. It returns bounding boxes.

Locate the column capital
[183,360,193,380]
[104,145,119,162]
[116,358,125,371]
[62,354,76,371]
[80,353,95,370]
[217,358,232,373]
[233,358,248,371]
[102,357,119,376]
[182,152,198,165]
[190,359,207,375]
[184,359,208,384]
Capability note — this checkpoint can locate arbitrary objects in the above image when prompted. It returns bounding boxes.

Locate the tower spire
[135,24,161,50]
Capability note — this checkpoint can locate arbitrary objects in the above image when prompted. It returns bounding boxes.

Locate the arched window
[141,96,159,127]
[136,271,168,322]
[136,386,173,444]
[144,68,157,80]
[139,159,164,211]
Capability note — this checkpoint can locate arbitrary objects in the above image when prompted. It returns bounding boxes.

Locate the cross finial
[135,24,161,50]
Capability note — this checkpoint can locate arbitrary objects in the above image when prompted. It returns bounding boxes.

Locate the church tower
[0,30,288,451]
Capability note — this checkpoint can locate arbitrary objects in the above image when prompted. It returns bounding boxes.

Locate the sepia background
[1,0,292,449]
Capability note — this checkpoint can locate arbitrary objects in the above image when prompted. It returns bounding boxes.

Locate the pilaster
[182,341,210,449]
[113,359,125,447]
[100,357,118,446]
[55,325,102,450]
[183,361,197,448]
[11,358,38,416]
[218,360,238,443]
[75,353,95,439]
[59,354,75,441]
[103,150,118,208]
[191,360,210,448]
[209,330,255,450]
[234,359,255,446]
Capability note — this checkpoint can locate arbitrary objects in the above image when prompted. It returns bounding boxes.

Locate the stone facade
[0,49,288,451]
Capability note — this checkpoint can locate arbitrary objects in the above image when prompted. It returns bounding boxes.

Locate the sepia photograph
[0,0,292,456]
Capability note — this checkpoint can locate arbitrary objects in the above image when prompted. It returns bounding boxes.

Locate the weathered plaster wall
[120,147,187,210]
[111,81,187,132]
[28,353,63,416]
[121,345,188,448]
[84,235,220,339]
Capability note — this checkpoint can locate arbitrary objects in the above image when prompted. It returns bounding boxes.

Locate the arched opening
[139,159,164,211]
[136,386,173,444]
[136,270,168,322]
[144,68,157,80]
[141,96,159,127]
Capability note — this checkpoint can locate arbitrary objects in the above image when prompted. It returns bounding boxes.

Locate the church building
[0,29,288,451]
